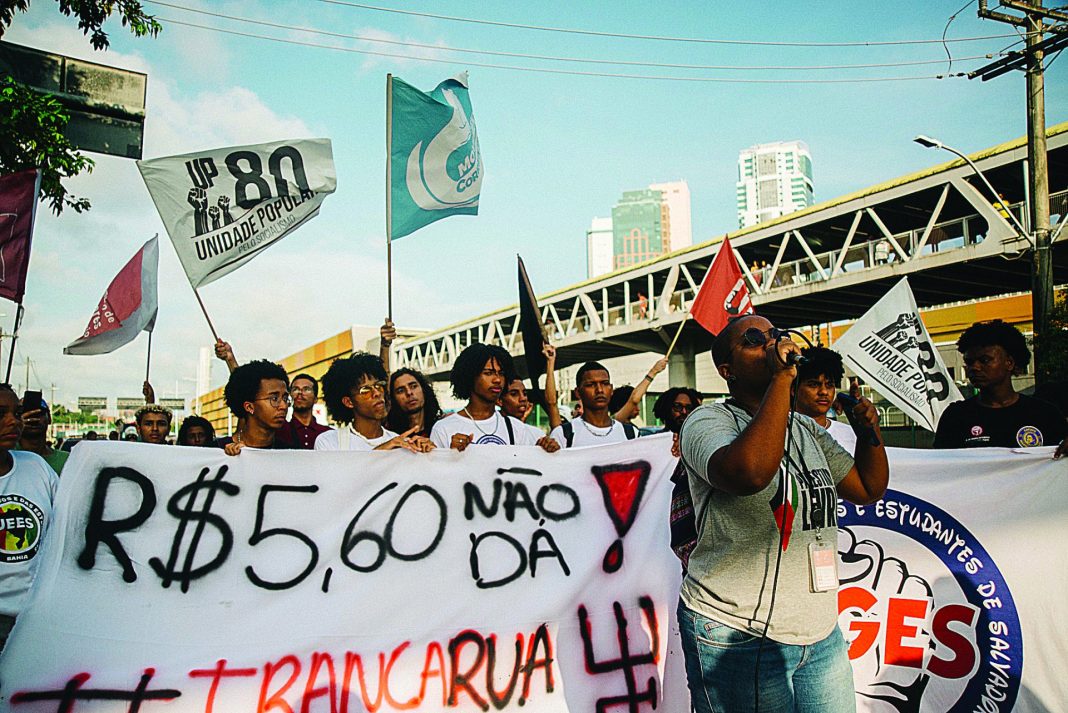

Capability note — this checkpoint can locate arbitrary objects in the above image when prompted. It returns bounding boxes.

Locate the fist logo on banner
[138,139,336,288]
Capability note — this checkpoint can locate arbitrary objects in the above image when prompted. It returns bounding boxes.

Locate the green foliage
[0,74,93,213]
[0,1,161,50]
[1035,293,1068,383]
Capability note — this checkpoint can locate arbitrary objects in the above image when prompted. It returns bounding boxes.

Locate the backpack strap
[622,422,637,440]
[503,414,515,445]
[562,420,574,448]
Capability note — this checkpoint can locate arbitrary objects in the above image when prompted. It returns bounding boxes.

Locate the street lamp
[913,134,1033,246]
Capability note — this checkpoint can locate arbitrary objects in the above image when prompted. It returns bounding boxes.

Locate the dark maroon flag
[0,169,41,303]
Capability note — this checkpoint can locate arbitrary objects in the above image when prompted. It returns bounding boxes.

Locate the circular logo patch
[1015,425,1043,447]
[838,490,1022,712]
[970,425,983,437]
[474,434,507,446]
[0,495,45,563]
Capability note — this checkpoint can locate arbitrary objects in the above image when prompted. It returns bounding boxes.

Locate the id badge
[809,540,838,592]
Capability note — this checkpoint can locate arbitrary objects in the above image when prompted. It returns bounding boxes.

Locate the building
[736,141,814,228]
[586,216,613,279]
[611,189,669,270]
[649,180,692,250]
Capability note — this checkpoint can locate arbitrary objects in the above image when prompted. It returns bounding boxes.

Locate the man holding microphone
[678,315,889,712]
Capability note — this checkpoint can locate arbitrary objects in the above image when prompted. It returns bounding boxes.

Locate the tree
[0,1,161,213]
[1035,293,1068,384]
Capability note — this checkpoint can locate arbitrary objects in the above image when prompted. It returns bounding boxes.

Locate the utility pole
[973,0,1068,385]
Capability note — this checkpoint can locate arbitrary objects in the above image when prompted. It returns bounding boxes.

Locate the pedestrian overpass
[393,125,1068,387]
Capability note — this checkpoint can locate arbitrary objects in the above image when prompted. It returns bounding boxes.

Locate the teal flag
[389,72,482,240]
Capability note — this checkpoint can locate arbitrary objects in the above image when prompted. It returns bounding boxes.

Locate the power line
[306,0,1024,47]
[148,1,1012,71]
[159,17,971,83]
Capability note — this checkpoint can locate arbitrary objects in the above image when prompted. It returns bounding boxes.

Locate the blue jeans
[678,602,856,713]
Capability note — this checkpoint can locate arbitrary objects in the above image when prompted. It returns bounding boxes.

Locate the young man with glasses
[316,353,432,452]
[276,374,330,449]
[221,360,293,455]
[431,344,558,452]
[677,314,888,712]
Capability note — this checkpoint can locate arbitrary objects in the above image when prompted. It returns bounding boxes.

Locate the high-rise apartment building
[586,216,614,279]
[736,141,814,228]
[612,189,669,270]
[649,180,692,250]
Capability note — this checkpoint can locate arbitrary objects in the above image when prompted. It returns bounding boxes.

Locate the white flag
[137,138,336,288]
[834,278,961,431]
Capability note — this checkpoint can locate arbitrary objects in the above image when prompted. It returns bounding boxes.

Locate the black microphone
[836,392,881,447]
[785,352,809,366]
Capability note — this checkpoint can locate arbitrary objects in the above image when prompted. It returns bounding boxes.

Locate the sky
[4,0,1066,408]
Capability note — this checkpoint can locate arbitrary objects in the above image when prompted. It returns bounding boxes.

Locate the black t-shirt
[216,436,293,450]
[933,395,1067,449]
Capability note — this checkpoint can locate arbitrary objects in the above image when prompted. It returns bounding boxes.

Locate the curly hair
[321,352,388,425]
[224,360,290,418]
[653,387,702,428]
[796,346,845,386]
[177,415,215,446]
[450,344,516,400]
[957,319,1031,373]
[386,368,443,434]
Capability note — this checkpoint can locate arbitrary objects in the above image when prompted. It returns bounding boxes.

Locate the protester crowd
[1,315,1064,710]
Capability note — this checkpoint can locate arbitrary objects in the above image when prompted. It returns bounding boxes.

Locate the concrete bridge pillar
[668,344,697,388]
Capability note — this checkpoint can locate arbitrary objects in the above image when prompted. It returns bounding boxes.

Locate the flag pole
[192,288,220,343]
[664,316,687,361]
[385,73,394,320]
[4,304,23,385]
[145,329,153,383]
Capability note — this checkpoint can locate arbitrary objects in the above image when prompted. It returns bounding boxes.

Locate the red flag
[65,236,159,355]
[690,236,754,335]
[0,169,42,303]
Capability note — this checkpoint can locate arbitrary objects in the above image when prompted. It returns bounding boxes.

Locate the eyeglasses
[290,385,316,395]
[354,381,388,398]
[255,392,292,407]
[740,327,784,348]
[670,401,694,413]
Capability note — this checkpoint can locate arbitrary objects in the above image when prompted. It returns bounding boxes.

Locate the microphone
[836,392,881,447]
[785,352,809,366]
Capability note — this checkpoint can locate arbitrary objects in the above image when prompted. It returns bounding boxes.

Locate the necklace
[462,408,499,437]
[580,417,616,437]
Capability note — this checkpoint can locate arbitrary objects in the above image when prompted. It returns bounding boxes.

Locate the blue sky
[5,1,1066,407]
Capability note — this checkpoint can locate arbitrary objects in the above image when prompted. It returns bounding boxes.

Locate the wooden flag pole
[4,304,24,385]
[145,330,153,384]
[663,316,688,361]
[385,73,394,320]
[192,288,220,343]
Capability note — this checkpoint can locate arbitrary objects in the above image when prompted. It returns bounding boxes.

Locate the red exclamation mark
[591,461,651,573]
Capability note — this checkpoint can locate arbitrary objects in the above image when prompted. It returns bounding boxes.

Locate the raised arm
[214,339,238,373]
[380,318,396,372]
[614,356,668,422]
[542,343,563,430]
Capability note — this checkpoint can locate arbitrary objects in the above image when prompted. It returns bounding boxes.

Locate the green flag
[389,72,482,240]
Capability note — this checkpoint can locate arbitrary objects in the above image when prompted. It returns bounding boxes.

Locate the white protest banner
[834,278,962,430]
[0,437,688,713]
[137,139,336,288]
[837,447,1067,712]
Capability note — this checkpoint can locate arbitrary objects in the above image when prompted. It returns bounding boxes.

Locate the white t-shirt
[550,418,635,448]
[521,422,546,443]
[430,412,537,448]
[825,419,858,452]
[0,451,58,617]
[314,426,399,451]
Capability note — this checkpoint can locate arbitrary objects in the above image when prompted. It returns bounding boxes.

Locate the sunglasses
[739,327,785,348]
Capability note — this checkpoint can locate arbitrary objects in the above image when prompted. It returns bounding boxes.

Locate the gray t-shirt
[679,402,854,645]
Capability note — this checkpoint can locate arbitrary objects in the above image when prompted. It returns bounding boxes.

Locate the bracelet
[644,374,654,382]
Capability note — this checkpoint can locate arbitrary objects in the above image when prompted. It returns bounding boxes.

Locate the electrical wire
[306,0,1023,48]
[159,18,971,84]
[148,1,1011,72]
[943,0,980,73]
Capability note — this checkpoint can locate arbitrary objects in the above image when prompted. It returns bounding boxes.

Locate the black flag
[517,255,547,406]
